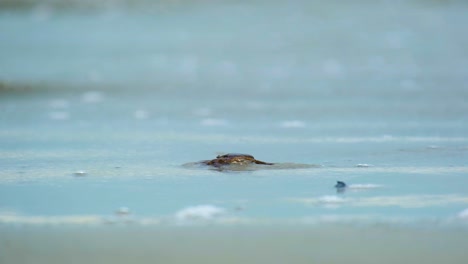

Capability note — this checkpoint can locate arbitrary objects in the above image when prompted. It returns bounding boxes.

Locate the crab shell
[202,153,274,167]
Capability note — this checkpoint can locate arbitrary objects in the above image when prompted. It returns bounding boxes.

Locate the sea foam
[175,205,225,222]
[458,208,468,220]
[348,184,383,189]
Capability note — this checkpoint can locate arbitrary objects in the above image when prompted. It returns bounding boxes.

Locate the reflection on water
[182,161,321,171]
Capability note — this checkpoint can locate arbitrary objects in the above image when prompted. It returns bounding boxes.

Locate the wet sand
[1,224,468,264]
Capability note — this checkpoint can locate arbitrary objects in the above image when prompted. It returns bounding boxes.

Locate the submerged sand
[1,224,467,264]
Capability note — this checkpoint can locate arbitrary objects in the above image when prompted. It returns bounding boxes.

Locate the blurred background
[2,3,468,263]
[2,0,468,160]
[1,0,468,217]
[2,0,467,100]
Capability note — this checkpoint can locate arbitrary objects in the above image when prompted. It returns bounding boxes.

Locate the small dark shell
[335,181,347,188]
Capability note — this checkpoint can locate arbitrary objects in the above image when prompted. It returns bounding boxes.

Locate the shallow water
[1,0,468,262]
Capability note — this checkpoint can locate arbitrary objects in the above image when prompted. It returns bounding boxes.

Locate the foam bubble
[0,214,103,225]
[175,205,225,222]
[318,195,346,204]
[458,208,468,219]
[349,184,383,189]
[290,195,468,208]
[115,207,131,216]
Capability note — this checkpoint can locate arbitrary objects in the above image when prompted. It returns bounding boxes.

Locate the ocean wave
[3,212,468,227]
[289,194,468,208]
[0,166,467,184]
[164,134,468,144]
[0,213,104,225]
[327,167,468,174]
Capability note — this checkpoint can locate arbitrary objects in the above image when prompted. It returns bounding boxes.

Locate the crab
[200,153,274,167]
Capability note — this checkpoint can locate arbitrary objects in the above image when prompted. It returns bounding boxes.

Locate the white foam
[348,184,383,189]
[0,214,103,225]
[458,208,468,220]
[115,207,131,216]
[365,195,468,208]
[327,167,468,174]
[318,195,346,204]
[0,212,466,227]
[175,205,225,222]
[290,195,468,208]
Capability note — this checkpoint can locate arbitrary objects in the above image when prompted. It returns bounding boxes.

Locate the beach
[1,0,468,262]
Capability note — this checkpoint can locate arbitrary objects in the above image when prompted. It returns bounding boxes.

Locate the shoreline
[2,224,468,264]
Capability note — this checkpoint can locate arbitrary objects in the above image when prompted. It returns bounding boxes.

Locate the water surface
[1,0,468,263]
